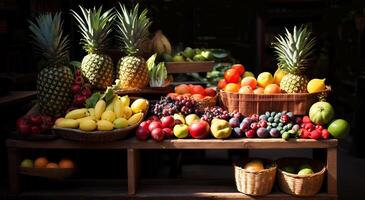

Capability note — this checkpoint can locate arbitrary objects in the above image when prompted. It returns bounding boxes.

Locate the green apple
[193,54,205,61]
[182,47,195,59]
[20,158,33,168]
[114,118,128,129]
[298,168,314,175]
[210,119,232,139]
[172,54,185,62]
[173,113,186,124]
[173,124,189,138]
[328,119,350,139]
[243,71,255,78]
[185,114,200,126]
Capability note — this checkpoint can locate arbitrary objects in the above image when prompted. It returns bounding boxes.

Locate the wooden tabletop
[6,138,338,149]
[0,91,37,106]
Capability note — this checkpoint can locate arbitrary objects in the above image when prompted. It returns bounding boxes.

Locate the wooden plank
[7,147,20,194]
[166,61,214,73]
[326,147,337,194]
[0,91,37,106]
[128,149,140,195]
[6,138,338,150]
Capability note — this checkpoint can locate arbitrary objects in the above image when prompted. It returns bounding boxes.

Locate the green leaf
[85,92,101,108]
[102,88,115,105]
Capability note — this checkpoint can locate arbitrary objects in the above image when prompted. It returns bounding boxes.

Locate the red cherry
[71,84,81,94]
[74,76,84,85]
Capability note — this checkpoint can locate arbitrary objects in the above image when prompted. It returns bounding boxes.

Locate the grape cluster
[151,96,198,117]
[201,106,230,122]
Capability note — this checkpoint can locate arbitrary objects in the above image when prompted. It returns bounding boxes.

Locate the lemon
[131,99,149,113]
[307,79,326,93]
[257,72,274,88]
[273,68,287,85]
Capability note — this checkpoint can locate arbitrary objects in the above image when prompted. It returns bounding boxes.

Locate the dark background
[1,0,365,198]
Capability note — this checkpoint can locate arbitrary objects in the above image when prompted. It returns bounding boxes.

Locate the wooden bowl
[18,167,75,179]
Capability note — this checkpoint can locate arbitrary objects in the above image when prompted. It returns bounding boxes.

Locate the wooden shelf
[6,138,338,150]
[0,91,37,107]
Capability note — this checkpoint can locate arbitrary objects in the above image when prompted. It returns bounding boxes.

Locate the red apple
[161,116,175,128]
[151,128,164,142]
[139,120,151,130]
[136,127,150,141]
[148,115,160,121]
[148,121,162,132]
[28,115,42,125]
[188,120,210,139]
[162,128,174,138]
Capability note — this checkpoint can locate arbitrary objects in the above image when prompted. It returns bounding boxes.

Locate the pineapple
[273,25,316,93]
[116,4,151,89]
[71,6,115,89]
[29,13,73,116]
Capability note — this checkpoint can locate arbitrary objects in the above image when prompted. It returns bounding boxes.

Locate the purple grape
[269,128,280,137]
[229,118,240,128]
[232,127,244,138]
[257,127,269,138]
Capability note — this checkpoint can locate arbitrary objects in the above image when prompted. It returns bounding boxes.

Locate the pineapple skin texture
[117,56,149,89]
[81,54,114,89]
[280,73,309,93]
[37,66,73,116]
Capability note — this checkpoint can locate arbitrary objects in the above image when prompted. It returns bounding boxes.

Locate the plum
[269,128,280,138]
[232,127,244,138]
[257,127,268,138]
[229,117,240,128]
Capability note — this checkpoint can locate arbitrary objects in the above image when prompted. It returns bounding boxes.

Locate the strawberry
[302,116,311,124]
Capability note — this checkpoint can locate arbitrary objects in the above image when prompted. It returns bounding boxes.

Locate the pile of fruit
[20,156,75,169]
[16,114,54,136]
[70,69,92,107]
[54,90,149,132]
[163,47,215,62]
[168,84,216,100]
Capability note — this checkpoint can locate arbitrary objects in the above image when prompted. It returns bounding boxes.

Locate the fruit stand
[7,138,338,199]
[6,2,352,200]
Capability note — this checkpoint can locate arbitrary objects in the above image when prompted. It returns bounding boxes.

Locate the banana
[87,108,95,116]
[65,108,88,119]
[95,100,106,120]
[55,118,79,129]
[150,30,171,55]
[97,120,114,131]
[106,96,118,111]
[114,99,123,118]
[76,116,96,123]
[128,113,143,126]
[119,95,130,107]
[79,119,97,131]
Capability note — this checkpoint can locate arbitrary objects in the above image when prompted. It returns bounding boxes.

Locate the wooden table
[6,138,338,200]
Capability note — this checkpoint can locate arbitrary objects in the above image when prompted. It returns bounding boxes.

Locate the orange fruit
[257,72,274,88]
[190,85,206,96]
[253,87,265,94]
[231,64,245,75]
[224,83,240,93]
[59,159,75,169]
[241,77,257,89]
[239,86,254,94]
[217,79,227,90]
[34,157,48,168]
[46,162,59,168]
[264,84,281,94]
[175,84,190,94]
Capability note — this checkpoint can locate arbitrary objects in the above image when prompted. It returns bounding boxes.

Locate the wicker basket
[276,157,326,196]
[233,158,277,196]
[191,95,217,112]
[219,87,330,116]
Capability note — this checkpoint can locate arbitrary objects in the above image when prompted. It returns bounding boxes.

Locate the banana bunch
[150,30,171,55]
[55,95,149,132]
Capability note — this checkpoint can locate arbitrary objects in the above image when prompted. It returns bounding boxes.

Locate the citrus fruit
[257,72,274,88]
[253,87,264,94]
[273,68,287,85]
[264,84,281,94]
[175,84,190,94]
[224,83,240,93]
[46,162,59,168]
[224,69,240,83]
[243,71,255,78]
[190,85,206,96]
[239,86,254,94]
[307,78,326,93]
[34,157,48,168]
[217,79,227,90]
[241,77,257,89]
[231,64,245,75]
[59,159,75,169]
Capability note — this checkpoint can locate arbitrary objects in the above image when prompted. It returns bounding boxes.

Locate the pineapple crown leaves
[28,12,70,67]
[116,3,151,56]
[273,25,317,74]
[71,5,115,54]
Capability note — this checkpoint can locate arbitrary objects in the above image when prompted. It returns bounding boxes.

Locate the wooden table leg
[128,148,140,195]
[8,147,20,194]
[327,147,337,195]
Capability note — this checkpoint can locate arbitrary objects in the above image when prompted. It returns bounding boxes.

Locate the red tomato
[231,64,245,75]
[205,88,216,97]
[190,85,206,96]
[217,79,227,90]
[224,69,240,83]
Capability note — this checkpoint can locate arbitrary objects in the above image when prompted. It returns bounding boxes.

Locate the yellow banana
[76,116,96,123]
[119,95,130,107]
[128,113,143,126]
[65,108,88,119]
[55,118,79,129]
[114,99,123,118]
[79,119,97,131]
[97,120,114,131]
[106,96,118,111]
[87,108,95,116]
[95,100,106,120]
